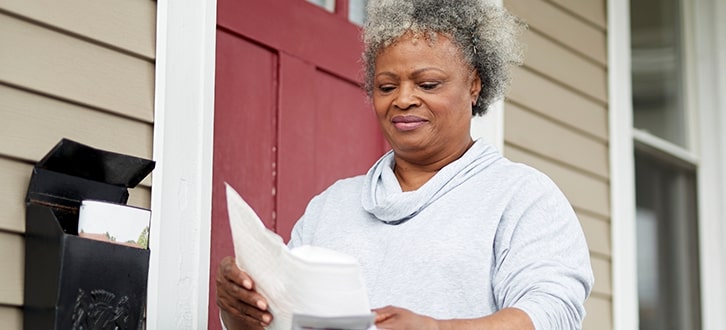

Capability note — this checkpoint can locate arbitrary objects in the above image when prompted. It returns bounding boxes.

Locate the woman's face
[373,32,481,162]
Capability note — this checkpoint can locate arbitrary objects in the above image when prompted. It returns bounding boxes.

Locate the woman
[216,1,594,329]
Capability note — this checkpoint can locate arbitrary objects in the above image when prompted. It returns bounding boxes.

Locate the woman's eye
[420,82,440,90]
[378,85,395,93]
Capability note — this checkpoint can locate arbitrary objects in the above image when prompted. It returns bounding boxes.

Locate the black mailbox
[23,139,155,330]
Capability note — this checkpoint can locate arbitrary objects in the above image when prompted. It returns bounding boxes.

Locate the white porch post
[147,0,217,328]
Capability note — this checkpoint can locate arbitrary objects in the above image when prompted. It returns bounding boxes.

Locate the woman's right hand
[216,256,272,329]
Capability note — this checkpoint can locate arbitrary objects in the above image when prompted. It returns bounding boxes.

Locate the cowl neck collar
[361,139,501,224]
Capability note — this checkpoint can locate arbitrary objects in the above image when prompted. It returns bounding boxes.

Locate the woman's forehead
[376,32,467,65]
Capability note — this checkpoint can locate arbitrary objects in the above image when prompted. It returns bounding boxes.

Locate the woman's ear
[470,72,482,105]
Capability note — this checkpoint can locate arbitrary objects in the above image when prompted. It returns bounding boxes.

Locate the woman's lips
[392,115,428,131]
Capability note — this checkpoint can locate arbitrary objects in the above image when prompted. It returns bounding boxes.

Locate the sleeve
[491,170,595,329]
[287,190,329,249]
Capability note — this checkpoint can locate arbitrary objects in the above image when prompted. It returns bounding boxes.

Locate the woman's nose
[393,84,421,110]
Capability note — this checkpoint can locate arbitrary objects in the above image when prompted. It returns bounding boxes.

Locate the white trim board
[147,0,217,328]
[693,0,726,328]
[471,100,504,151]
[471,0,504,151]
[607,0,639,329]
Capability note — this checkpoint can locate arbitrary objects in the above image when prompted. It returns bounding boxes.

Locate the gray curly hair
[363,0,525,116]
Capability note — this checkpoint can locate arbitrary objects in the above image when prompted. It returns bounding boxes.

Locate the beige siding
[0,13,155,122]
[520,30,608,103]
[584,294,613,330]
[550,0,607,29]
[0,232,24,305]
[0,0,156,59]
[0,85,153,165]
[0,159,31,233]
[505,145,610,217]
[507,0,606,65]
[509,67,608,141]
[503,0,611,329]
[505,103,608,178]
[0,0,155,327]
[579,212,611,257]
[0,307,22,330]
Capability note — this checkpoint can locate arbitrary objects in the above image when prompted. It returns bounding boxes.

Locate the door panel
[211,1,385,327]
[217,0,363,79]
[276,54,384,241]
[210,30,278,327]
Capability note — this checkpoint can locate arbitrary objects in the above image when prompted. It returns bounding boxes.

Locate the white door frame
[147,0,217,328]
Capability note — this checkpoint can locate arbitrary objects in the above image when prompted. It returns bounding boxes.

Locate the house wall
[0,0,156,327]
[503,0,612,329]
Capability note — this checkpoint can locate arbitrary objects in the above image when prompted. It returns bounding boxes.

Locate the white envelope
[78,200,151,249]
[225,183,371,330]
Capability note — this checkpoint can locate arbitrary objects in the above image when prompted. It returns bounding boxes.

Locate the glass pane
[307,0,335,12]
[349,0,368,26]
[635,151,701,330]
[630,0,688,147]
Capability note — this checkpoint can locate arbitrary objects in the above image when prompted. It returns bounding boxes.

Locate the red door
[210,0,386,326]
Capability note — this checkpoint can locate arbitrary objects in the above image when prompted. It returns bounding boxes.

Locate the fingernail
[257,300,267,310]
[262,314,271,323]
[242,280,252,290]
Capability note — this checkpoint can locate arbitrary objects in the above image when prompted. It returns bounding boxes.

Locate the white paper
[225,183,371,330]
[78,200,151,249]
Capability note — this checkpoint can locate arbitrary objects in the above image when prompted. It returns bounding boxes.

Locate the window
[348,0,368,26]
[630,0,702,329]
[634,151,700,330]
[631,0,688,148]
[306,0,368,26]
[306,0,335,12]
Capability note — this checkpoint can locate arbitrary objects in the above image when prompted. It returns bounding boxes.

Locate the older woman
[216,1,594,329]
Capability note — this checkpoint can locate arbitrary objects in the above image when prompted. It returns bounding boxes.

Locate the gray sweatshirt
[288,139,594,329]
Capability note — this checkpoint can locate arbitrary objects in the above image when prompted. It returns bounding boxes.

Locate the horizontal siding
[505,103,609,179]
[591,257,611,295]
[520,29,607,103]
[548,0,607,29]
[0,0,156,59]
[506,0,606,65]
[583,294,613,330]
[504,1,611,329]
[505,145,610,218]
[0,307,22,330]
[0,158,31,233]
[579,212,611,257]
[0,231,23,306]
[0,13,155,122]
[509,67,608,141]
[0,85,153,164]
[129,186,152,210]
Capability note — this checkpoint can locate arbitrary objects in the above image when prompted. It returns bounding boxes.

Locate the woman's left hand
[373,306,440,330]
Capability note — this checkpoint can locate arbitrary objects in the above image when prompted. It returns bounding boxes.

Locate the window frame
[609,0,726,329]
